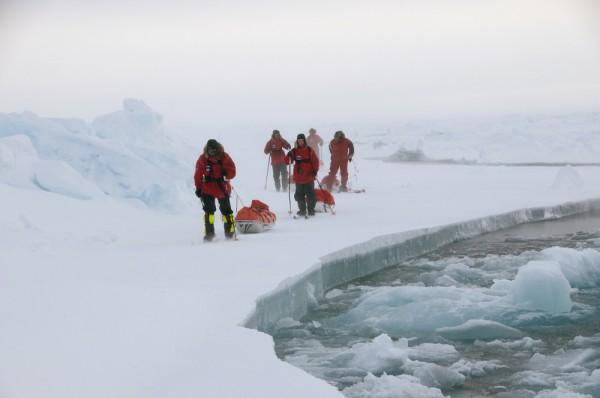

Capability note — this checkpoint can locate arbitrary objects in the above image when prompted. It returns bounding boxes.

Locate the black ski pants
[294,181,316,213]
[272,163,288,191]
[200,193,233,216]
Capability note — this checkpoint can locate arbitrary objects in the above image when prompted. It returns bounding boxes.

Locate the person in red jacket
[194,139,237,241]
[325,130,354,192]
[306,128,324,165]
[264,129,291,191]
[286,133,319,216]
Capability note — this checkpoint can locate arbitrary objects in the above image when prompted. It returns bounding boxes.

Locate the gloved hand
[312,171,318,177]
[195,188,202,198]
[348,155,353,162]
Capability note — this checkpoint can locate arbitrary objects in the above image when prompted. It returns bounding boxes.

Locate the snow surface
[3,104,600,397]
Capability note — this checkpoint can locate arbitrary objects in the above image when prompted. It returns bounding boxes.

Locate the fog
[1,0,599,135]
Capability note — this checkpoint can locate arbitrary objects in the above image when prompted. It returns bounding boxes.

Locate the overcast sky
[1,0,599,132]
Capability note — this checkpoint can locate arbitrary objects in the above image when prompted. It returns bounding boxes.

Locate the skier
[306,128,324,165]
[194,139,237,241]
[263,129,291,191]
[286,133,319,216]
[325,130,354,192]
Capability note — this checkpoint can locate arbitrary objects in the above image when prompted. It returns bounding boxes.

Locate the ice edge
[242,198,600,331]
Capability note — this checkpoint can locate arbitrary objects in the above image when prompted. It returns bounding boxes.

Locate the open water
[272,212,600,397]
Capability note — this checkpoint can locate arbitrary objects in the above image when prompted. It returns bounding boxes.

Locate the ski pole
[319,145,324,166]
[264,156,271,190]
[288,163,292,215]
[231,186,246,208]
[231,185,247,241]
[353,159,359,186]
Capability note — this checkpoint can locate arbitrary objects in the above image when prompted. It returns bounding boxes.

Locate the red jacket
[286,145,319,184]
[264,138,291,165]
[194,145,236,199]
[329,137,354,161]
[307,133,323,155]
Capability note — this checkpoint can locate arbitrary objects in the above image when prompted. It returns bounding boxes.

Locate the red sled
[314,189,335,213]
[235,199,277,233]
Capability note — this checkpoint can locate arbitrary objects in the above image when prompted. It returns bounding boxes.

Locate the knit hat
[207,139,219,149]
[297,133,306,141]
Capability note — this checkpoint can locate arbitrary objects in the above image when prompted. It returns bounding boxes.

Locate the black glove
[348,156,353,162]
[195,188,202,198]
[312,171,318,177]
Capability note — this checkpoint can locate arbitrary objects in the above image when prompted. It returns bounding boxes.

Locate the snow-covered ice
[3,104,600,397]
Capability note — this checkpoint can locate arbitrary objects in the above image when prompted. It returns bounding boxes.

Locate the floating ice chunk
[343,373,446,398]
[541,247,600,288]
[407,343,459,364]
[275,317,302,329]
[340,285,501,337]
[325,288,344,299]
[435,275,458,286]
[475,337,544,351]
[509,260,572,313]
[559,349,600,372]
[490,279,512,292]
[534,386,592,397]
[528,348,600,373]
[348,334,409,374]
[512,370,554,388]
[449,358,505,378]
[494,390,536,398]
[436,319,523,341]
[568,334,600,348]
[577,369,600,397]
[412,363,465,389]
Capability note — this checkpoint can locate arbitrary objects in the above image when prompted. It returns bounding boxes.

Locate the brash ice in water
[272,213,600,397]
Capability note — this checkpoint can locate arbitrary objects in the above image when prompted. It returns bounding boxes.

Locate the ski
[202,235,238,242]
[339,188,366,193]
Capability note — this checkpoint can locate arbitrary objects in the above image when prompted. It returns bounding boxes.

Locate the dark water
[272,212,600,397]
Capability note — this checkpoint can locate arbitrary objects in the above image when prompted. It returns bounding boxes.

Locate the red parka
[264,138,291,165]
[194,143,236,199]
[286,145,319,184]
[329,137,354,161]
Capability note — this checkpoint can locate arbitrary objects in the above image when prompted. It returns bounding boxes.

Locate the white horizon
[1,0,599,133]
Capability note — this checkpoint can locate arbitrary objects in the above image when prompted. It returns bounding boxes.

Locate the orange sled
[235,199,277,233]
[314,189,335,213]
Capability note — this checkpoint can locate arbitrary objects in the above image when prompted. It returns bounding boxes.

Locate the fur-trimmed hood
[203,140,225,158]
